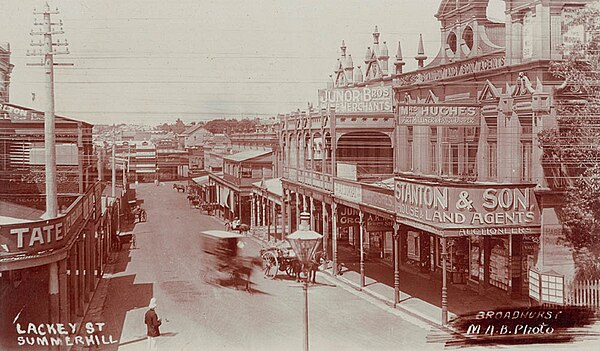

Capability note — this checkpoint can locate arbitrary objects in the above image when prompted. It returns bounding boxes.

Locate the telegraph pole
[112,125,116,197]
[27,3,71,346]
[28,1,70,218]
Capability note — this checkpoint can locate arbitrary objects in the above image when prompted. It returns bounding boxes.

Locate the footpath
[250,226,529,329]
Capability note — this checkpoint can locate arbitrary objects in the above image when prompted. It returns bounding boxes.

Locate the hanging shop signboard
[397,104,480,126]
[337,205,360,227]
[318,85,393,114]
[365,213,394,232]
[362,187,394,212]
[394,177,541,236]
[334,179,362,203]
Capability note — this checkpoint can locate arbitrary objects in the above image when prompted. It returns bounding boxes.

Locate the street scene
[2,0,600,350]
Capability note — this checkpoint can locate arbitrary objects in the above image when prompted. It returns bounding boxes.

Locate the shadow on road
[85,274,153,351]
[109,248,133,275]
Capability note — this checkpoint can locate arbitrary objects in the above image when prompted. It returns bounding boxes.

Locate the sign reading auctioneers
[398,104,480,126]
[318,85,393,114]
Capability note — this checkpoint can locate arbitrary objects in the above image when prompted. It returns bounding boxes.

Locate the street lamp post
[286,212,323,351]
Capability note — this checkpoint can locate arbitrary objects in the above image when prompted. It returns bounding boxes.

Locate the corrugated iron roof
[223,149,271,162]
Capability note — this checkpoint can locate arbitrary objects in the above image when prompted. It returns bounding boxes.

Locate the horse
[236,223,250,236]
[231,257,262,292]
[307,251,324,284]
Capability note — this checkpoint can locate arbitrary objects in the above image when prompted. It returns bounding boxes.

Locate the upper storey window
[446,32,458,60]
[522,11,534,60]
[461,26,474,55]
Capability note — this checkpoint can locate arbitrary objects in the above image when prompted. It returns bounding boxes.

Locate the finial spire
[373,25,380,45]
[395,41,406,75]
[415,34,427,69]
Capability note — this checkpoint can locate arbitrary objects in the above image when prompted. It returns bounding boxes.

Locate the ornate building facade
[274,0,589,324]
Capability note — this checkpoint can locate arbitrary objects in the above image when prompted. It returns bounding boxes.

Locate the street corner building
[257,0,592,325]
[0,45,117,350]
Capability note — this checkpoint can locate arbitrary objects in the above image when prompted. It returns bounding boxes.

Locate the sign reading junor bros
[394,178,541,237]
[318,85,393,114]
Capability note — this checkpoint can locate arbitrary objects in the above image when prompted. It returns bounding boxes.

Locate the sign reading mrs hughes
[318,86,393,114]
[398,104,480,126]
[394,178,541,236]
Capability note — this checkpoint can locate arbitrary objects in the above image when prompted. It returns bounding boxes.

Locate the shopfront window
[469,237,481,281]
[489,237,510,291]
[436,237,468,283]
[407,231,420,261]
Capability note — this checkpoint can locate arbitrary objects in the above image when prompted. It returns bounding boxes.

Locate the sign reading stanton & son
[394,178,540,236]
[318,85,393,114]
[398,104,480,126]
[396,53,505,86]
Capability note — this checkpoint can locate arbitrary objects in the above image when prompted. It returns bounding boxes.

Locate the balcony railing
[284,167,333,191]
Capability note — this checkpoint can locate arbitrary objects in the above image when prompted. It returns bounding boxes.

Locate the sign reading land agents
[394,178,540,236]
[397,104,480,126]
[318,85,393,114]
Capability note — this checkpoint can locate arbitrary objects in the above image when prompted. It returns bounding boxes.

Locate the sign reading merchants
[398,104,480,126]
[318,85,393,114]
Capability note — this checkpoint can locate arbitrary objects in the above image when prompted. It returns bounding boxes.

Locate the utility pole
[28,1,70,218]
[112,125,116,197]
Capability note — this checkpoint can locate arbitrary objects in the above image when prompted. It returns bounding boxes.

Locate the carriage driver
[232,217,241,230]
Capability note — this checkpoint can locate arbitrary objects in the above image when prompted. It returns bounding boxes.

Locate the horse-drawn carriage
[260,241,323,282]
[260,242,301,279]
[200,230,261,291]
[173,183,186,192]
[225,219,250,235]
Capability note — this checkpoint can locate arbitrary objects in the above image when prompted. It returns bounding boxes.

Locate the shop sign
[334,180,362,203]
[394,178,540,235]
[318,85,393,114]
[0,103,44,121]
[337,162,357,181]
[365,213,393,232]
[362,188,394,212]
[337,206,360,227]
[397,104,480,126]
[0,182,101,256]
[396,53,505,86]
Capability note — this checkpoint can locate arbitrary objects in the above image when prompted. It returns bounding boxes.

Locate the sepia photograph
[1,0,600,350]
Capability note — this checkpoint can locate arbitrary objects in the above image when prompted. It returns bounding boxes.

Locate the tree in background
[538,2,600,279]
[204,118,258,134]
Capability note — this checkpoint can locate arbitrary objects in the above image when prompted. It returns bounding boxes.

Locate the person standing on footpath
[145,297,161,351]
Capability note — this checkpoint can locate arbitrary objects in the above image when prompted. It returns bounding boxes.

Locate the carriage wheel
[262,251,279,280]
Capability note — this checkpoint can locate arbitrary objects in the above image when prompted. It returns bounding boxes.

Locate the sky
[1,0,505,126]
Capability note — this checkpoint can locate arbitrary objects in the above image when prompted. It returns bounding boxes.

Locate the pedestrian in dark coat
[144,298,161,351]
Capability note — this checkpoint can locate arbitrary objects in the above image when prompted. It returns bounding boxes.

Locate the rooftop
[223,149,271,162]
